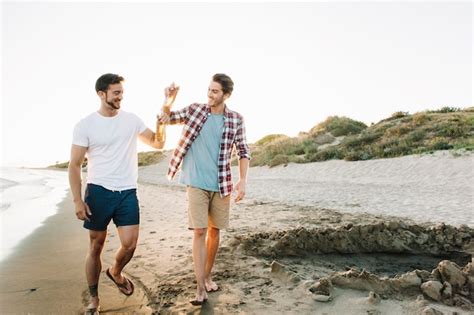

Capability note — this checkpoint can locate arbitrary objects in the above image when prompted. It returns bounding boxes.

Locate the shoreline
[0,192,152,314]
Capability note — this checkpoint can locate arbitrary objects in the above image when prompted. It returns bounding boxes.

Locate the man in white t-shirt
[68,73,178,314]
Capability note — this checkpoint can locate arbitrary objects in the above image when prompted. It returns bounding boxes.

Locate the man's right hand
[74,200,91,221]
[158,112,171,124]
[164,82,179,107]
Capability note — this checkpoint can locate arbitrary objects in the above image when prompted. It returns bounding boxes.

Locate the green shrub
[412,113,430,125]
[313,133,336,145]
[427,137,453,150]
[137,151,165,166]
[255,134,288,146]
[384,122,413,137]
[306,147,343,162]
[310,116,367,137]
[429,107,462,113]
[268,154,290,167]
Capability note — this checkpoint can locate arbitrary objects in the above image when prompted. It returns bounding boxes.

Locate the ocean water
[0,167,69,261]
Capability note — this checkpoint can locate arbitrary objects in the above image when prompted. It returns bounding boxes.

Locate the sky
[1,1,472,167]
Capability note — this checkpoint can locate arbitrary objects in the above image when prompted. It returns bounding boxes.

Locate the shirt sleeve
[136,115,147,134]
[72,120,88,147]
[169,105,190,124]
[234,116,251,160]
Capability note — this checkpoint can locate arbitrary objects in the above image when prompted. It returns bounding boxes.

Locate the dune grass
[49,151,165,169]
[250,108,474,167]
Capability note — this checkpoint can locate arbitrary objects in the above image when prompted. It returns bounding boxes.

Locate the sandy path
[140,150,474,227]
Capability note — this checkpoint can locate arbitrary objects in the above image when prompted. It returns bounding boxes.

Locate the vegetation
[137,151,165,166]
[250,107,474,167]
[49,151,165,169]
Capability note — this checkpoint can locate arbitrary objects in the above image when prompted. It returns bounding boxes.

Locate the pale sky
[1,1,472,167]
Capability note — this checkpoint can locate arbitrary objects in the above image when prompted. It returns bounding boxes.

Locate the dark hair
[212,73,234,95]
[95,73,124,93]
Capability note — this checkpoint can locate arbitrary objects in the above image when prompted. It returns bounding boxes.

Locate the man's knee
[89,240,105,256]
[121,242,137,253]
[194,228,207,237]
[89,232,106,255]
[208,227,220,238]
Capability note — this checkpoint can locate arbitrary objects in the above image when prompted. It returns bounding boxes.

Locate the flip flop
[190,298,208,306]
[84,305,100,315]
[105,268,134,296]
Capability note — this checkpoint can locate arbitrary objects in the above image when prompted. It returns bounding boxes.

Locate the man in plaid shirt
[159,73,250,305]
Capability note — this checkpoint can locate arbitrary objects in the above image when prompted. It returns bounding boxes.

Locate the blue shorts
[83,184,139,231]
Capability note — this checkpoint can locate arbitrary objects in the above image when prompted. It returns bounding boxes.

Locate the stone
[420,306,444,315]
[452,294,472,310]
[313,294,332,302]
[421,280,443,301]
[438,260,467,289]
[391,271,421,288]
[441,281,453,305]
[367,291,381,305]
[309,278,333,296]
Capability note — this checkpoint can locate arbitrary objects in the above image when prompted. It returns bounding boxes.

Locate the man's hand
[164,82,179,107]
[234,180,246,202]
[158,112,171,124]
[74,200,91,221]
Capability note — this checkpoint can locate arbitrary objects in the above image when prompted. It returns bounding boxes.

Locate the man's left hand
[234,180,246,202]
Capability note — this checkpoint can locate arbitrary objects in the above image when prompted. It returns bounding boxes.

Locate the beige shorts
[186,186,231,230]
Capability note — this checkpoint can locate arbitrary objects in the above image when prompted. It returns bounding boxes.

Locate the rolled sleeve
[234,118,251,160]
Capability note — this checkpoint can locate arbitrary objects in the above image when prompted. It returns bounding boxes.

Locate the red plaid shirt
[167,103,251,197]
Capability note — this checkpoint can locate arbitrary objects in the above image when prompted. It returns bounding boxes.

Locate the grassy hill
[250,107,474,167]
[49,151,165,169]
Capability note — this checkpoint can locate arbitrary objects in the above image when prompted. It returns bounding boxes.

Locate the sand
[1,150,473,314]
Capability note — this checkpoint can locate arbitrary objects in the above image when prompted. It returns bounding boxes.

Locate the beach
[1,151,473,314]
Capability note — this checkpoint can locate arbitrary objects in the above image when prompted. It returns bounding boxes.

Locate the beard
[106,99,121,110]
[209,97,224,107]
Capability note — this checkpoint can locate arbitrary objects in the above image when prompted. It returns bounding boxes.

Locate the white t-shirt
[72,110,147,191]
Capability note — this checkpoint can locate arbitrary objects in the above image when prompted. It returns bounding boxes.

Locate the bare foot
[205,278,219,292]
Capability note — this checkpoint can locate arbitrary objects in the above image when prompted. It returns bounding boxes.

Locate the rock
[391,271,421,288]
[416,269,433,282]
[431,268,442,282]
[420,306,444,315]
[421,280,443,301]
[463,261,474,277]
[441,281,452,305]
[313,294,332,302]
[388,221,400,231]
[415,295,429,307]
[270,260,301,284]
[438,260,467,289]
[453,294,472,310]
[367,291,381,305]
[309,278,333,296]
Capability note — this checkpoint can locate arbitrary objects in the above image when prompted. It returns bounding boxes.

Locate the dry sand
[1,150,473,314]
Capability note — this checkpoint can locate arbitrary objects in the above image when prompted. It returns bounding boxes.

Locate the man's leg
[108,224,139,294]
[205,227,220,292]
[86,230,107,309]
[204,192,230,292]
[192,228,209,302]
